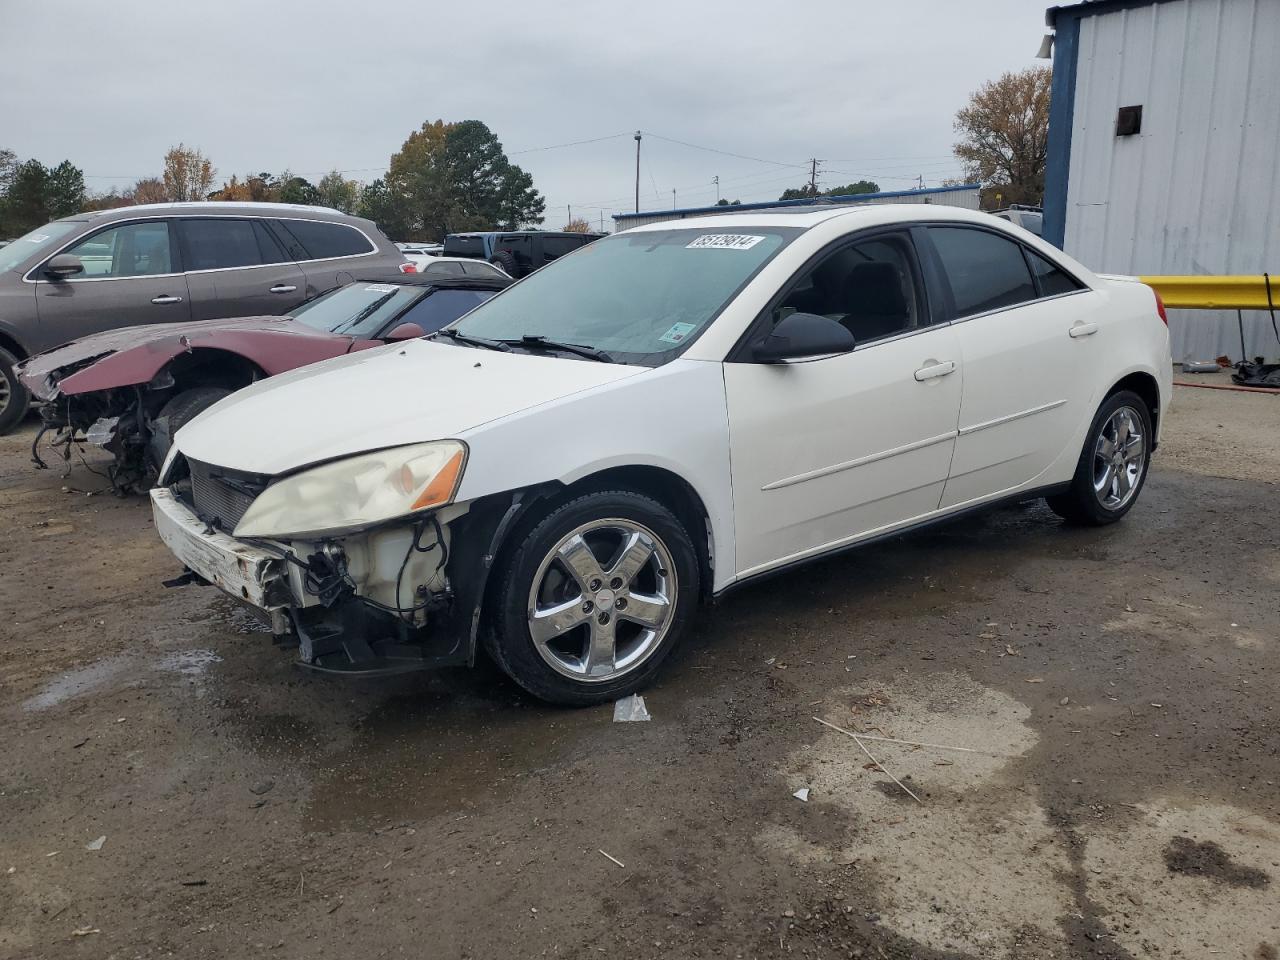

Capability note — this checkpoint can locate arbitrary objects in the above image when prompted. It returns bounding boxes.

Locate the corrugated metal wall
[615,185,982,231]
[1063,0,1280,361]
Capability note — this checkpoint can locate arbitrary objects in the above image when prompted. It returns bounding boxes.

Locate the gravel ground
[1,379,1278,960]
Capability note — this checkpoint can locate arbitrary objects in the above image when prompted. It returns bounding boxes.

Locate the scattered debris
[1025,677,1044,683]
[85,836,106,851]
[793,787,810,802]
[71,737,89,749]
[1002,644,1020,657]
[813,717,921,804]
[1060,697,1071,706]
[598,849,626,869]
[180,879,207,887]
[612,695,651,722]
[782,909,796,918]
[249,780,275,796]
[71,927,100,937]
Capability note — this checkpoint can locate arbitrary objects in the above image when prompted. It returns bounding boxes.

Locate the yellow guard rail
[1138,274,1278,311]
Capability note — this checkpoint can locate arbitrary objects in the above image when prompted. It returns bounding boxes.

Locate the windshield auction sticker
[363,284,399,293]
[686,234,765,250]
[659,322,697,345]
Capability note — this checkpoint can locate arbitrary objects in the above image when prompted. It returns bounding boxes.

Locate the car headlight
[233,441,467,540]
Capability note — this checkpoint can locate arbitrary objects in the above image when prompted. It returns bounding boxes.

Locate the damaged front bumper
[150,485,526,676]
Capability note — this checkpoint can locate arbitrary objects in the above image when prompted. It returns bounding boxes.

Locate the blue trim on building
[1047,0,1182,28]
[613,183,982,223]
[1043,11,1081,248]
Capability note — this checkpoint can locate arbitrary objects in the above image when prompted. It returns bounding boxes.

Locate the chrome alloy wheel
[1093,405,1146,510]
[526,518,677,682]
[0,371,10,414]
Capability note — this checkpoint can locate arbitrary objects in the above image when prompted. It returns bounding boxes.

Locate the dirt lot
[2,375,1278,960]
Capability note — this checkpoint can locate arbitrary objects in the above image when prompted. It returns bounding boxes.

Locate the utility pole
[672,188,676,209]
[634,131,642,213]
[713,175,720,202]
[808,158,819,194]
[567,204,572,224]
[916,174,924,190]
[600,211,605,233]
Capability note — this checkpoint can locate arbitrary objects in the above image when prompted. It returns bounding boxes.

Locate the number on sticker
[686,234,765,251]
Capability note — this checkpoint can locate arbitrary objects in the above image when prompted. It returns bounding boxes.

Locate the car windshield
[291,282,421,337]
[451,227,796,364]
[0,221,82,273]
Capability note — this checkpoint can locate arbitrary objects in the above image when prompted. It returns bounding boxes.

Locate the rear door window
[278,219,375,260]
[395,288,495,333]
[538,235,580,262]
[178,219,263,270]
[443,235,487,258]
[1026,249,1084,297]
[64,221,174,278]
[928,226,1037,318]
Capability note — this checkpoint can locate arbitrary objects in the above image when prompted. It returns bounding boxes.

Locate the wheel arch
[1105,370,1161,447]
[160,347,268,393]
[0,329,28,361]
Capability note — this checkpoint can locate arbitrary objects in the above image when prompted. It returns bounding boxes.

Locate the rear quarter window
[278,220,375,260]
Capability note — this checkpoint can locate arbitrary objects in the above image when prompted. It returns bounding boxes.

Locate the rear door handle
[914,360,956,381]
[151,295,183,305]
[270,284,297,294]
[1069,322,1098,338]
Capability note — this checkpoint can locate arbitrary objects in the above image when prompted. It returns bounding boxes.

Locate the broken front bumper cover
[150,487,479,676]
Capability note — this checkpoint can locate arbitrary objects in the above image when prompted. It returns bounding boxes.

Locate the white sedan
[151,205,1171,704]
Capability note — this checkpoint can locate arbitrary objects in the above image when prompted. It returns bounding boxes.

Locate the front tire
[147,386,232,471]
[0,347,30,435]
[1047,389,1152,526]
[485,489,700,705]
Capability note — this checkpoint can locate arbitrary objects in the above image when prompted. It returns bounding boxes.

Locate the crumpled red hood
[18,315,346,395]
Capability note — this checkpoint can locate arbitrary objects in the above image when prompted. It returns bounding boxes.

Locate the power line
[508,132,631,156]
[643,132,810,169]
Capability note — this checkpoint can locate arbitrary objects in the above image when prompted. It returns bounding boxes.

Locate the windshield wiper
[330,291,398,335]
[502,335,614,363]
[431,328,511,351]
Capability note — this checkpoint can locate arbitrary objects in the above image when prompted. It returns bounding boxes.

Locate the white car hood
[173,339,646,475]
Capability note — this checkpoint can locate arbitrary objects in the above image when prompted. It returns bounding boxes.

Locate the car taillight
[399,262,417,274]
[1151,287,1168,325]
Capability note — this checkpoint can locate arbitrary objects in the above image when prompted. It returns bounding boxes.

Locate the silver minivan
[0,202,409,432]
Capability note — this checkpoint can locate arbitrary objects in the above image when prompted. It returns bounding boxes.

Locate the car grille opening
[185,458,271,533]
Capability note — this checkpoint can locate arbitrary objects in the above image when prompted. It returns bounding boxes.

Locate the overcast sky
[1,0,1049,231]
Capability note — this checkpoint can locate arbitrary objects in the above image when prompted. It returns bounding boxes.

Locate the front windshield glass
[0,221,82,273]
[452,227,796,363]
[291,282,421,337]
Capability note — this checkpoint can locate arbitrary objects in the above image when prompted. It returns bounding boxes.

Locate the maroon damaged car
[19,273,509,490]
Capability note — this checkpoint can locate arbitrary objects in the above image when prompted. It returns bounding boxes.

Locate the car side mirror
[44,253,85,280]
[752,312,855,363]
[384,321,426,342]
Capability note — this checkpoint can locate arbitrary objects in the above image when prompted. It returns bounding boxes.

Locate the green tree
[779,184,819,201]
[276,174,319,206]
[2,160,52,234]
[357,178,411,239]
[714,198,742,206]
[824,180,879,196]
[45,160,86,218]
[317,170,361,213]
[0,148,16,195]
[387,119,545,239]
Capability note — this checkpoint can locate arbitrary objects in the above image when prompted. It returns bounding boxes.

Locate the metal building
[613,184,982,232]
[1043,0,1280,361]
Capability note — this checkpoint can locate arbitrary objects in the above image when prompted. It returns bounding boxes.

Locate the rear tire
[485,489,699,705]
[147,386,232,471]
[0,347,30,436]
[489,250,519,278]
[1046,389,1152,526]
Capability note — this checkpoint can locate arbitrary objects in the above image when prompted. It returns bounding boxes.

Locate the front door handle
[151,295,184,305]
[914,360,956,382]
[1069,322,1098,338]
[270,284,297,294]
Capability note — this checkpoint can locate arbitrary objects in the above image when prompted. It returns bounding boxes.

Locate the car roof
[622,203,1003,233]
[62,201,351,224]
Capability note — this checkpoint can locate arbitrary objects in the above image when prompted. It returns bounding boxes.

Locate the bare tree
[162,144,216,202]
[953,67,1051,207]
[130,177,169,205]
[562,217,592,233]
